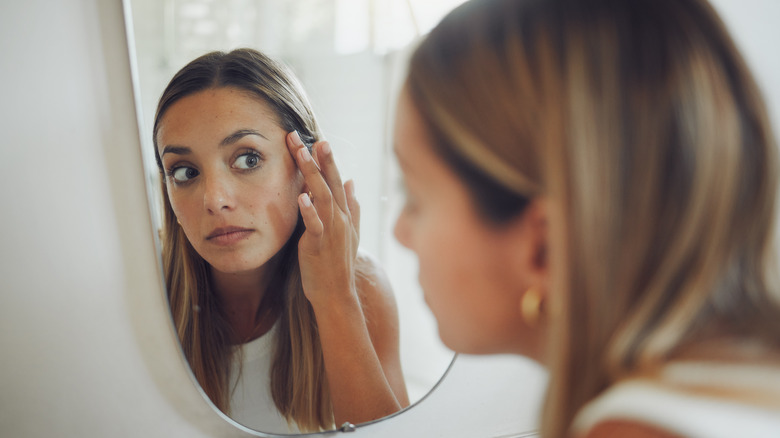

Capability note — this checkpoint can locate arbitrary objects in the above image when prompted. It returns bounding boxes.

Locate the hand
[286,131,361,308]
[287,131,404,425]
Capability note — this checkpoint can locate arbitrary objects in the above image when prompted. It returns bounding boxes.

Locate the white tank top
[572,360,780,438]
[228,322,301,434]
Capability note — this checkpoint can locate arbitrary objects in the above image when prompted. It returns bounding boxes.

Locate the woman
[153,48,408,433]
[393,0,780,436]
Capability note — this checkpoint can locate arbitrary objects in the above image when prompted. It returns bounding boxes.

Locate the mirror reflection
[154,49,407,432]
[128,0,462,434]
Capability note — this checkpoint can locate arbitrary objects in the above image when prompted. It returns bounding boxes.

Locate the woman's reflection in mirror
[394,0,780,437]
[153,48,408,433]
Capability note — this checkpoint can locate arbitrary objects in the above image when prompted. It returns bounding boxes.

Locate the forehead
[157,87,281,145]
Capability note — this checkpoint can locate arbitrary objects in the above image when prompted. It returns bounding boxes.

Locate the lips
[206,226,254,245]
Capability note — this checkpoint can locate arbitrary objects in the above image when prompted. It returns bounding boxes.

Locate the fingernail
[291,130,304,147]
[299,147,312,162]
[300,193,312,207]
[320,142,331,156]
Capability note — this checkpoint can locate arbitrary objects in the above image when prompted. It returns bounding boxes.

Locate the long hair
[407,0,780,436]
[153,48,334,431]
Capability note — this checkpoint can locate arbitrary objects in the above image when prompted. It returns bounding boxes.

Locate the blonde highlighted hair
[153,49,334,431]
[408,0,780,436]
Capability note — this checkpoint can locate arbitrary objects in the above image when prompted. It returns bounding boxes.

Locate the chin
[204,255,269,275]
[438,328,482,355]
[438,327,519,356]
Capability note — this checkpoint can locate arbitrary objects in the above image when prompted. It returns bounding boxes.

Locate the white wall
[710,0,780,136]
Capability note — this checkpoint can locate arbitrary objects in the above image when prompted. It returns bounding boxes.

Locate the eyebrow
[220,129,268,146]
[160,145,191,157]
[160,129,269,158]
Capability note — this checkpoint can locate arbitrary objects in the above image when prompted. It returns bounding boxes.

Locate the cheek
[416,219,477,322]
[282,156,305,193]
[249,185,301,234]
[417,216,522,353]
[414,201,479,294]
[166,186,191,224]
[249,164,301,209]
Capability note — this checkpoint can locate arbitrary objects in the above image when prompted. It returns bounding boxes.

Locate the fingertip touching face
[392,89,533,355]
[156,87,304,276]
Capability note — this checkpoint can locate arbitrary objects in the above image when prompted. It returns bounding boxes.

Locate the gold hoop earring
[521,288,543,328]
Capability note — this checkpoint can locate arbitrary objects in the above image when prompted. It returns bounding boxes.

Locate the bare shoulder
[354,249,410,406]
[580,420,683,438]
[353,250,400,349]
[354,249,398,320]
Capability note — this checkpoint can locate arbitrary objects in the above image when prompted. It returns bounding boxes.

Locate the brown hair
[153,48,333,431]
[407,0,780,436]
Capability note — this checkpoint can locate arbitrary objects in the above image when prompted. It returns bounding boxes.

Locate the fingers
[313,141,349,213]
[298,192,324,237]
[345,179,360,237]
[287,131,351,215]
[288,131,334,217]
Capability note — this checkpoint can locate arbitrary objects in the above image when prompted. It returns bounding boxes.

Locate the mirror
[127,0,464,434]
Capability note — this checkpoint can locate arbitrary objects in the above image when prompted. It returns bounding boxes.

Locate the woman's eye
[233,152,261,170]
[171,166,199,183]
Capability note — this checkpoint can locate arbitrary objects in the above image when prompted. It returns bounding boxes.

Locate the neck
[211,258,281,344]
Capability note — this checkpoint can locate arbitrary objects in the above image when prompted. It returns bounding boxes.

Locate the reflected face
[157,87,303,275]
[392,90,528,355]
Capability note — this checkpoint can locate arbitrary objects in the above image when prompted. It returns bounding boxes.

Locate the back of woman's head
[408,0,780,435]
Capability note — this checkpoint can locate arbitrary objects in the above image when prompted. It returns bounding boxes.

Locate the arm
[287,132,406,427]
[311,255,409,426]
[354,251,410,408]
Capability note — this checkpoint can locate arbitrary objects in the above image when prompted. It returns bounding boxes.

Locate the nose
[393,210,412,250]
[203,174,236,214]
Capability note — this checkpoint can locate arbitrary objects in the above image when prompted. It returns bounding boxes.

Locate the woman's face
[392,89,536,356]
[157,87,304,275]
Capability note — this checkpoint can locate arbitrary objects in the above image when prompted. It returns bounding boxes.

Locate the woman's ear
[502,198,550,358]
[512,198,549,291]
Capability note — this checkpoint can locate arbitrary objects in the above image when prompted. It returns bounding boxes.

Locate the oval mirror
[126,0,463,434]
